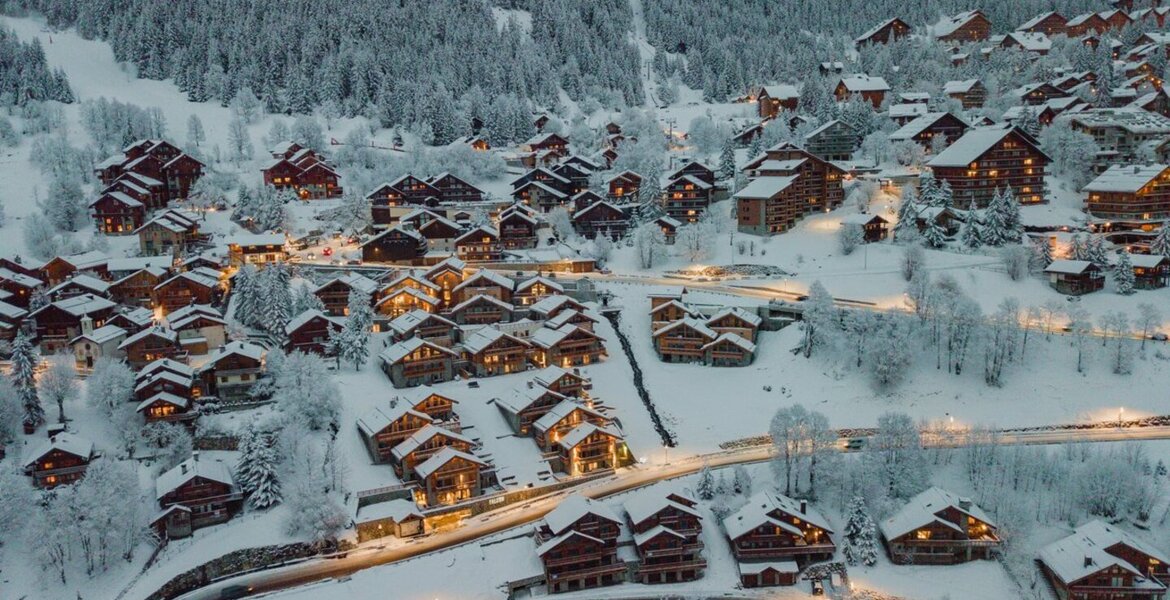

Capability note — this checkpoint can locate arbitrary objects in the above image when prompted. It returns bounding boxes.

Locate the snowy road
[166,426,1170,600]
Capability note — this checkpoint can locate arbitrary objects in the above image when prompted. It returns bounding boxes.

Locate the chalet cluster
[359,204,544,264]
[366,172,485,226]
[261,141,342,199]
[91,139,205,236]
[356,386,494,507]
[736,142,846,235]
[532,491,705,594]
[494,368,627,478]
[648,288,762,367]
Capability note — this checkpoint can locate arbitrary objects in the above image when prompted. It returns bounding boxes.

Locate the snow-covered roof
[119,326,177,350]
[89,190,144,208]
[69,324,126,346]
[49,274,111,296]
[889,112,964,141]
[879,487,995,541]
[1039,521,1169,586]
[934,10,985,37]
[1066,108,1170,134]
[888,103,930,120]
[838,73,890,92]
[285,309,343,335]
[536,530,605,557]
[452,269,513,293]
[156,270,219,292]
[707,306,764,328]
[529,294,583,316]
[733,176,799,200]
[355,497,424,523]
[391,424,474,461]
[36,294,117,318]
[413,447,486,480]
[136,391,190,413]
[155,455,234,500]
[546,309,597,330]
[927,126,1031,167]
[572,200,625,221]
[514,179,567,199]
[542,494,622,535]
[517,276,564,294]
[1045,259,1096,275]
[1128,254,1169,268]
[167,304,224,330]
[1082,164,1168,193]
[652,318,717,340]
[377,287,441,310]
[533,399,606,433]
[1003,31,1052,52]
[701,331,757,353]
[461,326,526,354]
[380,337,457,365]
[722,491,835,541]
[855,18,905,43]
[356,405,431,437]
[1016,11,1060,31]
[624,493,702,528]
[24,432,94,466]
[944,79,981,94]
[0,267,43,288]
[840,213,889,226]
[206,340,265,365]
[530,323,598,349]
[382,271,440,293]
[494,385,567,415]
[453,225,500,245]
[226,233,286,247]
[317,273,380,297]
[424,256,467,277]
[759,84,799,99]
[137,358,195,381]
[389,309,456,336]
[451,293,514,314]
[632,524,685,547]
[738,561,800,575]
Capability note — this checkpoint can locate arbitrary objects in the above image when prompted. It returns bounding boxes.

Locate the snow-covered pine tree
[922,219,946,248]
[937,180,954,209]
[292,283,326,315]
[959,199,983,250]
[11,330,42,431]
[1087,235,1109,266]
[1070,234,1089,261]
[844,496,867,543]
[249,435,282,509]
[858,519,879,566]
[260,264,293,336]
[917,171,939,206]
[981,189,1008,247]
[1113,250,1136,295]
[1151,223,1170,257]
[999,187,1022,242]
[233,264,261,328]
[747,133,763,161]
[1032,237,1054,269]
[717,136,736,180]
[235,424,262,492]
[892,188,919,243]
[696,465,714,500]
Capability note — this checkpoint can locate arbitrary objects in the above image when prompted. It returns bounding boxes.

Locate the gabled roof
[167,304,225,330]
[517,276,564,294]
[529,294,584,316]
[136,391,190,413]
[706,306,763,328]
[48,274,110,296]
[624,493,702,528]
[461,327,530,354]
[89,190,144,209]
[69,324,127,346]
[532,366,588,390]
[759,84,799,99]
[454,225,500,245]
[534,399,606,433]
[546,309,598,330]
[1083,164,1169,193]
[650,299,696,317]
[1017,11,1062,31]
[137,358,195,381]
[285,309,344,335]
[572,200,625,221]
[316,273,380,296]
[722,491,835,541]
[530,323,601,350]
[536,530,605,557]
[452,269,513,293]
[356,405,432,438]
[1002,31,1052,52]
[375,286,440,310]
[879,486,995,541]
[837,74,890,93]
[1039,520,1169,587]
[32,294,117,319]
[927,126,1046,168]
[390,424,474,461]
[542,494,623,536]
[360,225,425,247]
[494,385,567,415]
[380,337,458,365]
[119,326,177,350]
[558,423,617,451]
[389,309,456,336]
[934,9,986,37]
[155,455,234,500]
[732,176,798,200]
[701,332,756,353]
[855,18,908,43]
[632,524,686,547]
[413,447,487,480]
[513,180,567,199]
[24,433,94,467]
[652,317,717,340]
[424,256,467,278]
[205,340,265,366]
[944,79,981,94]
[889,112,967,142]
[1045,259,1096,275]
[451,293,514,314]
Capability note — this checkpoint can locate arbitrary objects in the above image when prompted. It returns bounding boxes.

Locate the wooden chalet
[734,175,804,235]
[530,324,606,368]
[514,276,563,307]
[927,126,1049,207]
[137,390,197,425]
[803,119,860,161]
[551,162,592,196]
[655,215,681,243]
[47,274,111,301]
[571,190,606,213]
[723,492,836,570]
[625,492,706,584]
[153,454,242,539]
[166,304,226,354]
[0,266,44,308]
[495,383,571,436]
[462,327,531,377]
[944,79,987,109]
[498,206,540,250]
[450,294,514,325]
[1130,254,1170,289]
[413,447,488,507]
[535,496,626,593]
[357,405,436,464]
[30,294,118,353]
[888,112,970,152]
[106,306,155,334]
[1012,82,1069,106]
[1099,8,1134,30]
[379,338,457,388]
[40,251,109,286]
[833,74,890,108]
[226,233,287,267]
[389,309,458,347]
[284,309,344,355]
[390,424,475,481]
[532,366,592,398]
[261,145,342,199]
[662,175,713,223]
[705,307,763,343]
[89,191,146,235]
[136,209,201,256]
[414,212,465,253]
[572,201,629,240]
[119,326,183,368]
[313,273,379,316]
[95,139,204,205]
[360,227,427,263]
[1017,11,1067,36]
[451,269,514,305]
[914,206,963,237]
[841,213,890,242]
[423,257,467,306]
[529,294,587,321]
[650,299,699,331]
[427,172,484,204]
[513,180,569,213]
[153,269,221,314]
[934,10,991,43]
[606,171,643,202]
[23,433,95,488]
[532,400,608,451]
[652,318,717,364]
[1044,260,1105,295]
[1083,164,1170,221]
[701,332,757,367]
[855,17,911,47]
[668,161,716,187]
[454,225,502,261]
[555,423,624,477]
[199,341,264,402]
[1065,12,1109,36]
[999,31,1053,56]
[523,133,569,156]
[879,487,1000,564]
[756,84,799,119]
[1039,521,1169,600]
[109,265,170,308]
[0,300,25,342]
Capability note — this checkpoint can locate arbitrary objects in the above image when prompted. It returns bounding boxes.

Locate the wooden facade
[928,127,1049,207]
[880,488,1000,565]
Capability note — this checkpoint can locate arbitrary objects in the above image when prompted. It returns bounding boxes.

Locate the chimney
[527,380,534,389]
[1084,556,1093,568]
[958,497,972,510]
[799,500,807,514]
[1134,165,1141,174]
[80,315,94,336]
[180,463,188,475]
[573,367,581,376]
[192,451,200,462]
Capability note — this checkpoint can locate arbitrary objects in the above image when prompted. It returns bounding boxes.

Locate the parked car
[219,585,253,599]
[1150,332,1168,342]
[811,579,825,595]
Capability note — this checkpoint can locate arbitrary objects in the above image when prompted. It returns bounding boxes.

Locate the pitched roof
[536,530,605,557]
[542,494,623,535]
[69,324,126,346]
[119,326,178,349]
[451,293,514,314]
[733,176,799,200]
[517,276,564,294]
[855,18,907,43]
[155,455,234,499]
[759,84,799,99]
[379,337,457,365]
[928,126,1042,167]
[136,391,190,413]
[389,309,456,336]
[285,309,343,335]
[889,112,966,141]
[934,9,985,37]
[205,340,265,365]
[702,331,757,353]
[390,424,474,461]
[494,385,567,415]
[413,447,487,480]
[1039,520,1169,587]
[452,269,513,292]
[33,294,116,318]
[722,491,835,541]
[944,79,981,94]
[1017,11,1061,31]
[24,432,94,467]
[633,524,686,547]
[356,405,432,437]
[1045,259,1095,275]
[534,399,606,433]
[48,274,110,296]
[652,317,717,340]
[838,74,890,92]
[1083,164,1169,193]
[879,486,995,541]
[624,492,703,528]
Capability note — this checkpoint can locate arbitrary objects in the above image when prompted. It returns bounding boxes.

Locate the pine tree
[959,200,983,250]
[717,137,736,180]
[892,188,919,243]
[1070,233,1089,261]
[1087,235,1109,266]
[261,264,293,336]
[922,219,946,248]
[696,466,714,500]
[1151,224,1170,257]
[233,264,260,327]
[981,189,1008,247]
[1113,250,1136,295]
[747,133,763,161]
[917,171,940,206]
[858,519,879,566]
[235,425,282,509]
[1033,237,1054,268]
[11,330,42,431]
[999,187,1022,242]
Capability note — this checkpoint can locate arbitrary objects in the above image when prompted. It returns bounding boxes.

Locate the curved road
[170,425,1170,600]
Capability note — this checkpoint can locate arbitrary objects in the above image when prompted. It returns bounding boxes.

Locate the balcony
[547,560,626,581]
[734,543,836,559]
[636,557,708,575]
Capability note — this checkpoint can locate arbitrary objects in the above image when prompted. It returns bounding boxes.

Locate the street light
[1119,406,1125,428]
